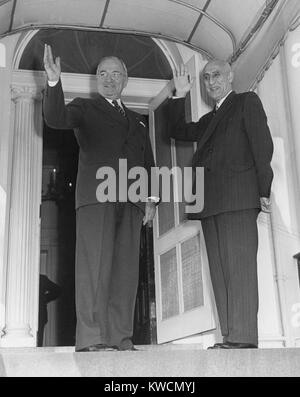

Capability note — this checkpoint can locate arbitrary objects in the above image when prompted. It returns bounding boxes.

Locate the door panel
[181,235,204,311]
[153,98,175,236]
[175,140,194,223]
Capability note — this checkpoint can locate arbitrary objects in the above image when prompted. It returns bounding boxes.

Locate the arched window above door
[19,29,172,79]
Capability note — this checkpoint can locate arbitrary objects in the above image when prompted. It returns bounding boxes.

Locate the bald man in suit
[168,60,273,349]
[43,45,157,352]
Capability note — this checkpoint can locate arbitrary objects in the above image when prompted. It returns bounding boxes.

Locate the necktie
[112,100,126,117]
[212,105,217,115]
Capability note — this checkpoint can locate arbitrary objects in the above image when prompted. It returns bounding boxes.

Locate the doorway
[15,28,178,347]
[39,123,78,346]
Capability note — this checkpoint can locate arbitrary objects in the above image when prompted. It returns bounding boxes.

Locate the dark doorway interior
[39,123,78,346]
[133,225,157,345]
[40,122,156,346]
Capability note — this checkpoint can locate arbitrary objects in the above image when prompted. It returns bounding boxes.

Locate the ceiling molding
[0,0,11,6]
[8,0,17,33]
[0,0,292,68]
[99,0,110,28]
[0,0,235,57]
[0,24,214,60]
[289,14,300,32]
[168,0,236,51]
[250,13,300,91]
[232,0,300,92]
[230,0,280,63]
[12,29,38,70]
[152,38,184,71]
[187,0,212,43]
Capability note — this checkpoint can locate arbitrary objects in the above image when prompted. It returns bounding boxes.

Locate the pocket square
[139,120,146,128]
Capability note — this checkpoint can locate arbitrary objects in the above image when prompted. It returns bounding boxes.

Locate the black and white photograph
[0,0,300,382]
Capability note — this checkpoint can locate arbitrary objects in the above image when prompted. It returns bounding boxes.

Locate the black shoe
[112,345,138,351]
[125,346,138,351]
[221,342,257,349]
[94,344,118,351]
[208,342,257,349]
[75,344,116,352]
[207,343,226,350]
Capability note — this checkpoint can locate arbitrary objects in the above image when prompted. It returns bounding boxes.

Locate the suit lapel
[93,95,128,127]
[197,91,237,150]
[93,96,144,142]
[123,105,145,141]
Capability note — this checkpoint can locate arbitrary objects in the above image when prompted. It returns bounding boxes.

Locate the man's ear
[123,76,129,89]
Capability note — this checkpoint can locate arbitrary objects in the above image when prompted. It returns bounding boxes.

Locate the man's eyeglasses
[97,71,124,81]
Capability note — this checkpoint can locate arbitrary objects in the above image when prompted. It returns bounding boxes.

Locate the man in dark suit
[168,60,273,349]
[43,44,157,352]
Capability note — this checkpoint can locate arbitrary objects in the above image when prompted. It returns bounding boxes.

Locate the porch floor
[1,344,300,377]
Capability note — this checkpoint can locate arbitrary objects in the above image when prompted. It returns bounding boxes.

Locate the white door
[149,56,216,343]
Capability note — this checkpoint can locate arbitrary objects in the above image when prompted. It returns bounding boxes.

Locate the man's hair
[96,56,128,77]
[204,59,232,73]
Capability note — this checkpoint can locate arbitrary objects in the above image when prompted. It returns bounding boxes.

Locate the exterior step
[0,345,300,377]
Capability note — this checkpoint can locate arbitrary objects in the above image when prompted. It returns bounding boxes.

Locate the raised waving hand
[43,44,61,82]
[173,63,194,97]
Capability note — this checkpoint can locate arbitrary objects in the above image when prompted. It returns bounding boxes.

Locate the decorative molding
[0,1,290,67]
[152,38,183,72]
[11,85,43,102]
[13,31,182,84]
[0,24,214,61]
[289,15,300,32]
[12,30,39,70]
[167,0,236,51]
[12,69,168,95]
[250,13,300,91]
[230,0,280,63]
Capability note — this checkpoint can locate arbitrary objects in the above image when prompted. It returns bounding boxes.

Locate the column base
[0,327,36,347]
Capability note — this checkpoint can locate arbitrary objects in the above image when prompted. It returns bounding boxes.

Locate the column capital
[11,85,43,103]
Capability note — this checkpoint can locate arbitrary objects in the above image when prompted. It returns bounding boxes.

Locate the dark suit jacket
[43,80,156,212]
[168,91,274,219]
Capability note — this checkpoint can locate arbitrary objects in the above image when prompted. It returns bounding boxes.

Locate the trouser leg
[75,203,116,349]
[202,209,259,345]
[75,202,143,350]
[107,203,143,349]
[201,216,229,337]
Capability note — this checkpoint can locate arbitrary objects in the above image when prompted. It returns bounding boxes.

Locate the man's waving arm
[168,64,208,142]
[43,44,84,130]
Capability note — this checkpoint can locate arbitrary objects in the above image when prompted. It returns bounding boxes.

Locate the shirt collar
[105,97,122,107]
[216,90,232,109]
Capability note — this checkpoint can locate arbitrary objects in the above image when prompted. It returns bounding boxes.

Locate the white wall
[251,28,300,346]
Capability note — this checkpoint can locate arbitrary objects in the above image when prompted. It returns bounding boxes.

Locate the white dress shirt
[215,90,232,110]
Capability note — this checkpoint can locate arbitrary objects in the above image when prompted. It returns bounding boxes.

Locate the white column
[0,85,43,347]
